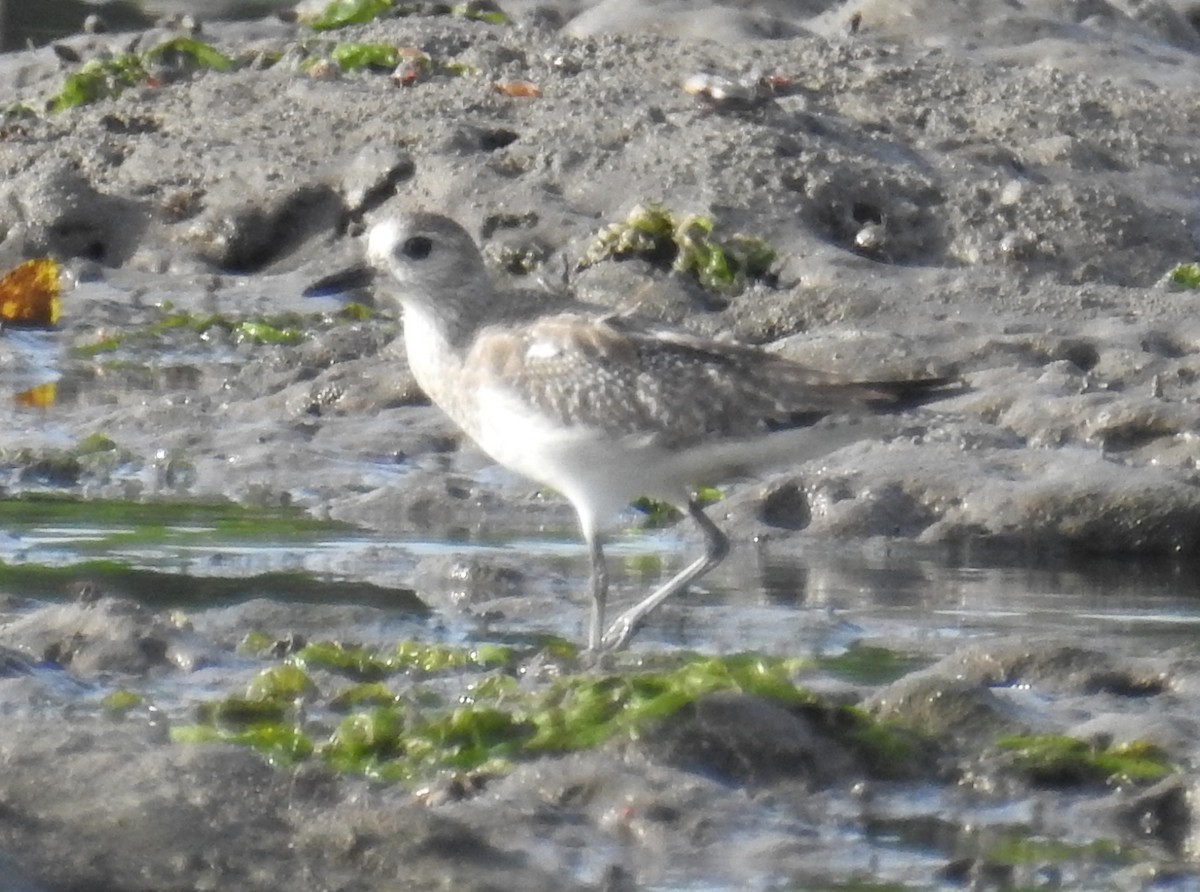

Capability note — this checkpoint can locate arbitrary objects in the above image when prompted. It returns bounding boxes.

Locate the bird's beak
[302,263,376,300]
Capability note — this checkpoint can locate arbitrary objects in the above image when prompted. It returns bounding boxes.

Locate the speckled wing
[462,313,940,448]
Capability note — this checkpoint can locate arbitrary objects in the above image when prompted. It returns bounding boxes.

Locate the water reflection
[5,510,1200,656]
[596,537,1200,655]
[1,328,60,407]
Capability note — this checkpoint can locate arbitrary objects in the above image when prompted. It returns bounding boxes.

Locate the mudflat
[2,2,1200,889]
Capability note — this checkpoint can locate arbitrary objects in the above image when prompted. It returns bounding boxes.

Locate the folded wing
[463,313,952,449]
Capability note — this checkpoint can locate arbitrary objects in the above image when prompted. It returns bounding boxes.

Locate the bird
[356,211,953,653]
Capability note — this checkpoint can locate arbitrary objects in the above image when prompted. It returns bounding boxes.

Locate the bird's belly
[471,396,682,529]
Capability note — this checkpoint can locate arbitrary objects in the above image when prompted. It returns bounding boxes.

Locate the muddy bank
[3,0,1200,889]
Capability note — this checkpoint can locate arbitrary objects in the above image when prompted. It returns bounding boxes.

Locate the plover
[357,211,952,652]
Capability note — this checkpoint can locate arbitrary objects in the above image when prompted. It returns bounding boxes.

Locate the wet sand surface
[3,1,1200,889]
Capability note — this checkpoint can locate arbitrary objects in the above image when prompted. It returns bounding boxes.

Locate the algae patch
[52,38,233,112]
[0,495,423,609]
[73,307,313,357]
[984,831,1135,868]
[995,734,1173,787]
[307,0,509,31]
[1166,262,1200,290]
[173,648,919,785]
[579,204,778,294]
[818,644,930,685]
[329,42,401,72]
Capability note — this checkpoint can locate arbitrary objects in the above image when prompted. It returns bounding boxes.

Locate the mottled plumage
[465,315,925,446]
[365,211,951,652]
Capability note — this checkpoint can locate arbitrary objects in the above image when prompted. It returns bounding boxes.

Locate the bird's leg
[599,498,730,652]
[587,532,609,652]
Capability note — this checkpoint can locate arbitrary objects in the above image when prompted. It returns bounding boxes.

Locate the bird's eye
[402,236,433,260]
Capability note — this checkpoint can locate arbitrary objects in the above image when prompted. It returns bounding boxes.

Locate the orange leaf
[493,78,541,98]
[0,258,61,327]
[15,382,57,408]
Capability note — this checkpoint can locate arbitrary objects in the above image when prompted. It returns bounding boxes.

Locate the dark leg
[598,499,730,652]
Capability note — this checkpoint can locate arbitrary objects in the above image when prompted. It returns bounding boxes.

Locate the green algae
[451,3,509,25]
[995,734,1173,787]
[579,204,777,294]
[52,38,233,112]
[0,496,418,608]
[46,7,508,112]
[1167,262,1200,289]
[0,561,423,611]
[74,307,315,357]
[630,486,723,529]
[102,689,144,714]
[985,832,1134,868]
[295,640,512,680]
[295,641,398,681]
[198,696,291,726]
[175,647,928,786]
[238,630,276,655]
[336,302,374,321]
[835,704,931,779]
[309,0,392,30]
[174,722,314,766]
[75,433,118,456]
[817,645,929,685]
[52,54,148,112]
[309,0,508,31]
[393,640,512,673]
[329,681,398,710]
[230,319,304,345]
[144,37,234,73]
[330,42,400,72]
[326,707,407,767]
[247,663,316,700]
[0,493,351,543]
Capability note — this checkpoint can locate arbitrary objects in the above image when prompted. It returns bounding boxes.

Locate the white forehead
[366,218,403,266]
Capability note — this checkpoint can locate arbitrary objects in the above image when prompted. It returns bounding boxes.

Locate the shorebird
[354,211,951,652]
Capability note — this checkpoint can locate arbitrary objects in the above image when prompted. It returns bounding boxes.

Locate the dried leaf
[493,78,541,98]
[15,382,57,408]
[0,258,61,327]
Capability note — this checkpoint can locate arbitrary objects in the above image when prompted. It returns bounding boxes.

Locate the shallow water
[8,503,1200,660]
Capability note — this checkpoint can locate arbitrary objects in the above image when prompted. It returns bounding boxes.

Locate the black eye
[402,236,433,260]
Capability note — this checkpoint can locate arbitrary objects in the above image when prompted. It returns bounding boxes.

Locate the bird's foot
[597,616,636,653]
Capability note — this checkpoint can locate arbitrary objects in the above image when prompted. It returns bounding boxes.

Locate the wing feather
[462,314,949,447]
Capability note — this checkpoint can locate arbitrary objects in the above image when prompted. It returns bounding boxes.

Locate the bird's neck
[402,303,473,412]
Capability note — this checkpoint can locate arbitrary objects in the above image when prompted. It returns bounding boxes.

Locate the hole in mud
[757,481,811,531]
[50,222,110,263]
[353,157,415,217]
[1058,339,1099,372]
[479,128,519,151]
[219,185,343,273]
[1140,331,1190,359]
[851,201,884,225]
